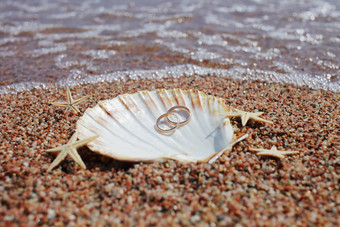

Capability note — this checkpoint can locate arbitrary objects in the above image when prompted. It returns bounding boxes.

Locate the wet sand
[0,76,339,226]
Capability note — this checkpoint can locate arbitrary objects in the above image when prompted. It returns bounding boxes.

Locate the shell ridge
[211,101,229,153]
[210,96,225,130]
[183,89,209,142]
[123,92,187,155]
[173,88,185,105]
[139,91,159,118]
[78,108,143,158]
[217,98,234,151]
[217,98,235,145]
[150,90,201,156]
[163,89,177,106]
[157,89,173,110]
[158,89,197,156]
[196,91,221,155]
[138,90,193,155]
[189,90,209,140]
[198,91,211,125]
[82,110,168,160]
[205,96,221,153]
[196,90,204,110]
[178,90,216,156]
[171,89,210,153]
[85,107,148,150]
[100,100,163,155]
[159,89,215,157]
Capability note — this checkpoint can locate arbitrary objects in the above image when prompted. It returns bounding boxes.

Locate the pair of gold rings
[156,106,191,134]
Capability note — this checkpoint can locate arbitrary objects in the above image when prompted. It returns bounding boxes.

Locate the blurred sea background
[0,0,339,94]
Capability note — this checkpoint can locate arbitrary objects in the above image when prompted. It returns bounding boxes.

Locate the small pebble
[0,77,338,226]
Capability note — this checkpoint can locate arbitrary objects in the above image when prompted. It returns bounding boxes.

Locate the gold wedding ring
[166,105,191,127]
[156,113,179,134]
[156,105,191,135]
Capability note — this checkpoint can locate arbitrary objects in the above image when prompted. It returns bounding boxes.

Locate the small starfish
[46,131,99,171]
[50,87,89,113]
[220,108,273,126]
[249,146,299,160]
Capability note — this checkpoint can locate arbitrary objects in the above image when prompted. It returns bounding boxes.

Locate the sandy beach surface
[0,76,339,226]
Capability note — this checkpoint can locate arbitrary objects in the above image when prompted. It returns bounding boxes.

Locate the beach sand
[0,76,339,226]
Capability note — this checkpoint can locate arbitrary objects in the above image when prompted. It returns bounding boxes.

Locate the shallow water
[0,0,339,93]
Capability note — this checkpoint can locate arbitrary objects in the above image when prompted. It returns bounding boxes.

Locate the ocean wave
[1,64,338,94]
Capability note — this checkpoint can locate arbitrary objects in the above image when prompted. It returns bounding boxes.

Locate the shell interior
[76,89,235,162]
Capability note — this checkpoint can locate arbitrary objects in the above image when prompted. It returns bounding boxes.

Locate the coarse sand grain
[0,76,339,226]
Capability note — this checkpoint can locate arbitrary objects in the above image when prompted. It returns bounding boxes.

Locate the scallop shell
[76,89,238,163]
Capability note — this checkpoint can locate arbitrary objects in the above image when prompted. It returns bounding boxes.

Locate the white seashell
[76,89,239,163]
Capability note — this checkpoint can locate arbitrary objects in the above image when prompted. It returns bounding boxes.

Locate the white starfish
[47,131,99,171]
[249,146,299,160]
[50,87,89,113]
[220,108,273,126]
